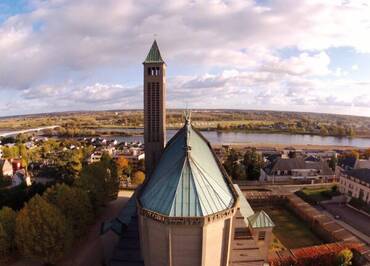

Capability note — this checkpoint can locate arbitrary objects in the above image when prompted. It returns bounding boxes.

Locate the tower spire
[143,40,167,177]
[144,40,164,64]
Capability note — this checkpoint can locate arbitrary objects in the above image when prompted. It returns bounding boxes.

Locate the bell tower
[143,40,166,177]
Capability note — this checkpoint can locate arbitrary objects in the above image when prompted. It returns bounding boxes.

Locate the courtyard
[260,206,323,251]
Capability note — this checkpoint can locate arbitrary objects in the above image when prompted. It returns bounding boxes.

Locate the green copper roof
[248,210,275,229]
[140,119,236,217]
[234,184,254,226]
[144,40,164,64]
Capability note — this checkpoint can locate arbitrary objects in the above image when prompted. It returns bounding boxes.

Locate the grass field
[296,186,340,204]
[301,187,332,202]
[262,207,322,250]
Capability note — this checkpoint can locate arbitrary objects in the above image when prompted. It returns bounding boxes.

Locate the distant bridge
[0,126,60,137]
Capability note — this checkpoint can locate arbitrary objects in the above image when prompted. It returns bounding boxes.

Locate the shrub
[337,248,353,266]
[43,184,93,237]
[132,171,145,185]
[15,195,72,265]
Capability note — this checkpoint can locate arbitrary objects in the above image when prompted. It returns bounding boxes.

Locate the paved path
[240,182,336,194]
[322,203,370,244]
[10,190,133,266]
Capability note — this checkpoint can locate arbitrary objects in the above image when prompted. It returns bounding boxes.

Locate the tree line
[223,148,264,181]
[0,153,122,264]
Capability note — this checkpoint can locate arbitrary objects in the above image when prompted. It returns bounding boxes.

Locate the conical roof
[140,120,236,217]
[247,210,275,228]
[144,40,164,64]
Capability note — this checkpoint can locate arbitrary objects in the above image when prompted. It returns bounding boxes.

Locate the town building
[338,156,357,170]
[354,159,370,169]
[0,159,14,177]
[339,168,370,204]
[114,147,145,169]
[260,157,334,182]
[88,151,103,164]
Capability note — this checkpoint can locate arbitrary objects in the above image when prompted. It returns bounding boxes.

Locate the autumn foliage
[15,195,72,265]
[270,242,361,266]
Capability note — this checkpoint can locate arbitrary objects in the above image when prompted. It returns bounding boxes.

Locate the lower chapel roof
[139,120,237,217]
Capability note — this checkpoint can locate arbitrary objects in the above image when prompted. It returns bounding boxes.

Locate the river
[97,128,370,148]
[1,127,369,148]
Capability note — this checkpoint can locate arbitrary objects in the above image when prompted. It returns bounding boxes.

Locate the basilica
[101,40,274,266]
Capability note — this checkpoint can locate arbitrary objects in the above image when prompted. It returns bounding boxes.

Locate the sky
[1,0,370,117]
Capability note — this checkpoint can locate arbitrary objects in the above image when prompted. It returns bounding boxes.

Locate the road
[0,126,60,137]
[322,203,370,242]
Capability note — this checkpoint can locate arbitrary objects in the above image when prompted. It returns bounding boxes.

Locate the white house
[339,168,370,204]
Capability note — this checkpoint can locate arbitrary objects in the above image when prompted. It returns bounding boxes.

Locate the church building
[101,40,274,266]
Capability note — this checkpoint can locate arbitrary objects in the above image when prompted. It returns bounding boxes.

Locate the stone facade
[138,206,235,266]
[339,171,370,204]
[143,52,166,177]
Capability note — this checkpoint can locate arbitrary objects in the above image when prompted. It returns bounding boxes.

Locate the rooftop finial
[184,105,191,125]
[183,108,192,153]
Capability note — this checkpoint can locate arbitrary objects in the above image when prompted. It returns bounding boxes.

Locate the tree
[0,224,8,260]
[0,207,17,251]
[56,149,83,183]
[364,148,370,159]
[132,171,145,185]
[328,155,338,171]
[100,153,120,201]
[77,154,119,211]
[0,182,50,211]
[15,195,72,265]
[320,126,329,136]
[346,127,355,137]
[243,148,264,180]
[1,146,19,159]
[43,184,93,237]
[337,248,353,266]
[116,156,129,171]
[18,144,28,170]
[288,150,297,158]
[116,156,131,179]
[137,159,145,172]
[15,133,29,144]
[343,150,360,160]
[223,149,246,180]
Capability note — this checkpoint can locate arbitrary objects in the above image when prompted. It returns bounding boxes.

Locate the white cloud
[0,0,370,116]
[351,64,359,71]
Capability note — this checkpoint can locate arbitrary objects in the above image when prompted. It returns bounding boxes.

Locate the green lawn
[263,207,322,250]
[297,186,340,204]
[301,187,332,202]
